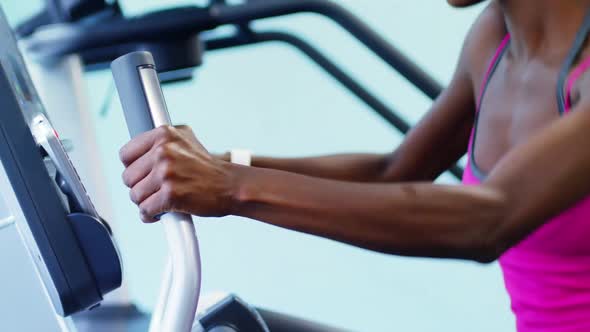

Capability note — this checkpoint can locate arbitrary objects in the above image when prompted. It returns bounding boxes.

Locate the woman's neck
[500,0,590,63]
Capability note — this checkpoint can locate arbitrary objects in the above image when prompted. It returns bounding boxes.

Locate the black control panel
[0,7,121,316]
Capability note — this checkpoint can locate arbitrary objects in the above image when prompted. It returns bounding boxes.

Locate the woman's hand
[119,125,236,222]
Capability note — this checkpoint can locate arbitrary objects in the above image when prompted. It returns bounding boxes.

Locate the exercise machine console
[0,7,121,317]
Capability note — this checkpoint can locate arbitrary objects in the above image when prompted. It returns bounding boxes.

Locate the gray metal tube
[111,51,202,332]
[111,51,161,138]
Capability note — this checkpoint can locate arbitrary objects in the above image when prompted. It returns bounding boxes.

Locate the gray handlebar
[111,51,202,332]
[111,51,169,137]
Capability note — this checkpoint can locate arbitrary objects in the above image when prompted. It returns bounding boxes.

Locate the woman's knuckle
[129,190,139,204]
[122,172,132,187]
[157,161,172,179]
[158,125,179,140]
[154,144,171,160]
[118,148,128,163]
[161,183,176,201]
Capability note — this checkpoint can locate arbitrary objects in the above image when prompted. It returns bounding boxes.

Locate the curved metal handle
[155,213,202,332]
[111,51,202,332]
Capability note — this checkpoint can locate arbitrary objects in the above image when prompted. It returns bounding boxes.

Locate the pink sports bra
[463,31,590,332]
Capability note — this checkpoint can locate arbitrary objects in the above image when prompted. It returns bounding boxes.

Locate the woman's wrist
[223,161,253,216]
[217,151,231,162]
[222,149,253,216]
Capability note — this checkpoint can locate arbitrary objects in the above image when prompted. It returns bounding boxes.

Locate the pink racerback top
[463,34,590,332]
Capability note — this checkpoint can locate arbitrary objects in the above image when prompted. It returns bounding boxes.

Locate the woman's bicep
[381,69,475,182]
[382,3,505,182]
[484,105,590,250]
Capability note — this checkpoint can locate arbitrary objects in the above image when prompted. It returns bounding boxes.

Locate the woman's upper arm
[483,95,590,252]
[382,3,506,182]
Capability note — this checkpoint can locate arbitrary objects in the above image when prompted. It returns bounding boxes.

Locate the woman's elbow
[471,239,509,264]
[468,189,513,264]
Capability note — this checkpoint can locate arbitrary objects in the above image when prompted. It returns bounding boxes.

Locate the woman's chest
[473,63,563,173]
[473,64,590,255]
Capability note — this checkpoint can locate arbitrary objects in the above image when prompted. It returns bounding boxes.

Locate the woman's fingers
[138,190,166,223]
[120,124,234,220]
[120,125,179,166]
[122,150,156,188]
[129,170,160,206]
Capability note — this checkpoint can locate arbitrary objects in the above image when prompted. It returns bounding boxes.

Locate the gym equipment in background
[19,0,463,181]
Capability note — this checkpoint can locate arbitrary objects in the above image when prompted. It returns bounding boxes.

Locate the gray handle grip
[111,51,172,137]
[111,51,202,332]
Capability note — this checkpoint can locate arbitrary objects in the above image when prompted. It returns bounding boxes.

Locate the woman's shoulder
[460,2,508,85]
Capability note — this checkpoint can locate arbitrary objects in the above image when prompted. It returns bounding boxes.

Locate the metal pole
[211,0,444,100]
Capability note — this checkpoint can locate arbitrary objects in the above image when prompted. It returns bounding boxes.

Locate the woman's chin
[447,0,487,8]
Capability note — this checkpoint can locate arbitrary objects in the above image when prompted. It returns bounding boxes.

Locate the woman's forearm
[250,153,392,182]
[229,163,507,262]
